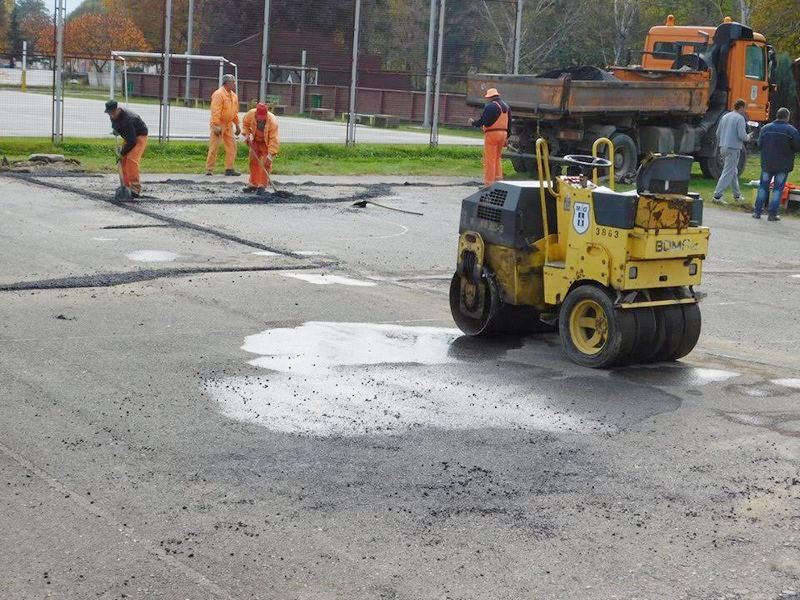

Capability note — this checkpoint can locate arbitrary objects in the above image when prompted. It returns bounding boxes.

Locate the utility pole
[513,0,523,74]
[299,50,307,114]
[430,0,445,147]
[259,0,271,102]
[53,0,65,143]
[423,0,436,128]
[184,0,194,104]
[160,0,173,142]
[347,0,362,146]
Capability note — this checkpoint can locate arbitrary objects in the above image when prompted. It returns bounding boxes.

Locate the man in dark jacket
[469,88,512,186]
[754,107,800,221]
[105,99,149,198]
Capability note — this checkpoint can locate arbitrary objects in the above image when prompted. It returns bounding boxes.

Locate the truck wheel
[609,133,638,182]
[559,285,636,368]
[509,129,536,174]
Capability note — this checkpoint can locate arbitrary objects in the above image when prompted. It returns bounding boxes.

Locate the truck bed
[467,70,710,118]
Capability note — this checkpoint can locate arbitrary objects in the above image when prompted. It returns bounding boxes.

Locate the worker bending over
[206,74,241,176]
[242,102,280,195]
[470,88,512,186]
[105,99,148,197]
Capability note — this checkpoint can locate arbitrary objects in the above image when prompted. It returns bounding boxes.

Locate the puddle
[773,379,800,390]
[612,365,739,387]
[205,322,681,438]
[281,273,376,287]
[251,250,279,257]
[126,250,180,263]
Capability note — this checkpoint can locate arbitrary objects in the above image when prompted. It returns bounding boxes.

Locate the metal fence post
[21,41,27,92]
[423,0,436,128]
[430,0,445,148]
[160,0,173,143]
[184,0,194,103]
[259,0,271,102]
[347,0,362,146]
[53,0,65,143]
[218,61,223,88]
[513,0,523,74]
[110,55,116,100]
[299,50,307,114]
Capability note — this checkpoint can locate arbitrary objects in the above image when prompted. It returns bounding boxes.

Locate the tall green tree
[7,1,22,55]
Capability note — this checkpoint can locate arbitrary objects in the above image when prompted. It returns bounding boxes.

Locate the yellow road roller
[450,138,709,368]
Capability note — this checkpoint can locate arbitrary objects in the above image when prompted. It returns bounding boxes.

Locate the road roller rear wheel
[647,288,702,362]
[620,307,657,366]
[559,285,636,368]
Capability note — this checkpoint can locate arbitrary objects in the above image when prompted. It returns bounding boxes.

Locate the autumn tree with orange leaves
[33,12,149,70]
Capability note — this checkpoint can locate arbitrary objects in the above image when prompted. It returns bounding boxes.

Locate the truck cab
[639,15,772,121]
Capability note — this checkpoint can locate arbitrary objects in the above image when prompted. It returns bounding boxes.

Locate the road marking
[281,273,376,287]
[125,250,180,262]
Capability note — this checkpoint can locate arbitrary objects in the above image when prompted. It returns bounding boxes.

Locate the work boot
[205,170,213,176]
[130,191,141,199]
[224,169,241,176]
[712,195,727,205]
[752,212,761,219]
[768,214,781,222]
[255,187,266,196]
[242,185,256,193]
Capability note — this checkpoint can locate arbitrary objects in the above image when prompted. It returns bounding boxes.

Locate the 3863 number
[594,227,619,238]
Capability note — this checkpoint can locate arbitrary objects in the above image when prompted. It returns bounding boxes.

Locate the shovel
[113,136,133,202]
[248,142,289,198]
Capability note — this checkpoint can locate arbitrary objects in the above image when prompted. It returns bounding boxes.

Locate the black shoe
[205,170,213,176]
[131,191,141,199]
[255,187,266,196]
[768,214,781,222]
[224,169,241,176]
[242,186,256,193]
[752,213,761,219]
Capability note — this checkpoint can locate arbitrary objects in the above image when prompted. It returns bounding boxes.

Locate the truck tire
[609,133,638,182]
[699,144,747,180]
[509,129,536,174]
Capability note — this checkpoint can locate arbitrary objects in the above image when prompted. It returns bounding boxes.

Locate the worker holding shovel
[105,99,148,199]
[241,102,280,195]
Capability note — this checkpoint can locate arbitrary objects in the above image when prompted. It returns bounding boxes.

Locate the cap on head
[484,88,500,99]
[255,102,268,118]
[222,74,235,85]
[104,99,118,114]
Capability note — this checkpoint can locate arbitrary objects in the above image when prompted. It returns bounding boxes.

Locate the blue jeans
[754,170,788,216]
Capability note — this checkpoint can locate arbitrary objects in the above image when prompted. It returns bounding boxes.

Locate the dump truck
[467,16,776,181]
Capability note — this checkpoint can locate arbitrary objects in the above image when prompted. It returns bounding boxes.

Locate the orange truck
[467,16,775,180]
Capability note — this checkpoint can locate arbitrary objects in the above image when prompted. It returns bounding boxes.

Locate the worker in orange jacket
[242,102,280,195]
[206,74,241,176]
[469,88,512,186]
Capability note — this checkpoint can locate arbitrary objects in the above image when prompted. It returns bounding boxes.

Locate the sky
[64,0,81,15]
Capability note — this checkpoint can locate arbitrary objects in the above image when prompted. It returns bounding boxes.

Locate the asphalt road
[1,170,800,599]
[0,89,481,145]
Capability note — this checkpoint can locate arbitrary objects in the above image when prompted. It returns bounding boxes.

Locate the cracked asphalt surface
[1,171,800,599]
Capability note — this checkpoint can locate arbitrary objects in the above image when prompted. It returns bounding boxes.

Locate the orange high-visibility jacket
[242,109,280,157]
[209,87,240,127]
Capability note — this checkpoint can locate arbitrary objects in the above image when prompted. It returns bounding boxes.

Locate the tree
[769,52,799,125]
[751,0,799,57]
[7,1,22,55]
[0,1,7,53]
[613,0,639,64]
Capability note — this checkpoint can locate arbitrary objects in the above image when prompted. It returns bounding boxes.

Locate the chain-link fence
[0,0,532,146]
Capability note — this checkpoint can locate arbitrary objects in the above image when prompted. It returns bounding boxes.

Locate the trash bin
[310,94,323,109]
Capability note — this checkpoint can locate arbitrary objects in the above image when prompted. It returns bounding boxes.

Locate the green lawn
[0,137,484,176]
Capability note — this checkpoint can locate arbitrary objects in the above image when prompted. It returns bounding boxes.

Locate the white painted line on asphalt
[281,273,376,287]
[251,250,279,257]
[293,250,326,256]
[772,378,800,389]
[126,250,180,263]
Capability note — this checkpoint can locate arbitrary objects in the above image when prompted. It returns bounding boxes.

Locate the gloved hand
[234,125,242,137]
[265,154,273,166]
[244,135,252,147]
[468,118,474,126]
[212,125,222,136]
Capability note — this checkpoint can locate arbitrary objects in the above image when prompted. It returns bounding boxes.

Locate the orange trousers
[248,141,272,187]
[483,130,507,185]
[121,135,147,194]
[206,125,237,170]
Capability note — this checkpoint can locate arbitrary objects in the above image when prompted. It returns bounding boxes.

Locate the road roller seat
[636,153,694,196]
